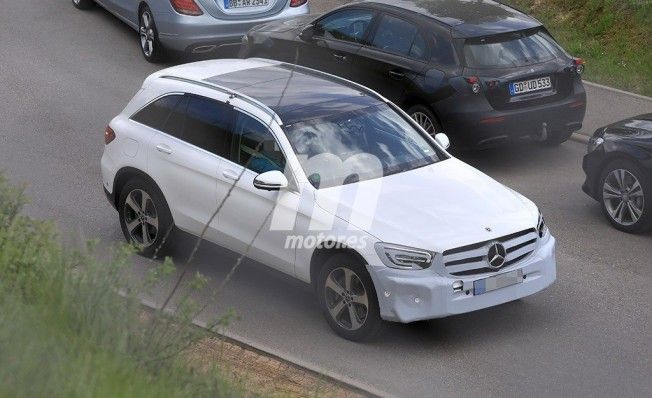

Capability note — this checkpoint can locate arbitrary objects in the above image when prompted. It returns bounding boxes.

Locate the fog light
[452,281,464,292]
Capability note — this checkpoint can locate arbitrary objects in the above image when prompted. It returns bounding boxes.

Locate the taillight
[170,0,203,16]
[464,76,481,94]
[573,58,585,75]
[104,126,116,145]
[290,0,307,7]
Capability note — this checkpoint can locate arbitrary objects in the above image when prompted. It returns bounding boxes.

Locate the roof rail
[159,75,283,125]
[267,60,390,104]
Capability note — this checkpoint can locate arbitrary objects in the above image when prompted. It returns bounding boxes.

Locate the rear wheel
[139,5,166,63]
[599,159,651,233]
[118,179,175,257]
[317,253,382,341]
[72,0,94,9]
[407,105,442,137]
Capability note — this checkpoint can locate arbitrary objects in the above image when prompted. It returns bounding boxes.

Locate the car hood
[251,14,316,33]
[314,158,539,252]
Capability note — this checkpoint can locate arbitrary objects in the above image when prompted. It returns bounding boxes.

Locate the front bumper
[437,86,586,148]
[156,6,309,53]
[369,236,556,323]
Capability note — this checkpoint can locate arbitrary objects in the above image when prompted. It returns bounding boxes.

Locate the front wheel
[407,105,442,137]
[599,159,651,233]
[317,253,382,341]
[72,0,94,9]
[139,6,166,63]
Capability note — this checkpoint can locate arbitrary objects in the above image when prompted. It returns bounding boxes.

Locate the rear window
[463,30,567,68]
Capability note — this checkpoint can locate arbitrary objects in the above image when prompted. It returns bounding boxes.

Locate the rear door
[352,13,428,104]
[461,29,575,111]
[144,93,235,241]
[298,8,376,79]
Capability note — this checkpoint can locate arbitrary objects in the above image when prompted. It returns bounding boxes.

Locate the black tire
[138,5,166,63]
[598,158,651,233]
[317,253,382,341]
[118,178,175,257]
[72,0,94,10]
[407,104,443,137]
[536,129,573,146]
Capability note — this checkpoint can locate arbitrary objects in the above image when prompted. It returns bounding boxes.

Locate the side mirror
[299,24,315,41]
[253,170,288,191]
[434,133,450,150]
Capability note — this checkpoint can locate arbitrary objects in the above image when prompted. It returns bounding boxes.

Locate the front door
[298,8,377,80]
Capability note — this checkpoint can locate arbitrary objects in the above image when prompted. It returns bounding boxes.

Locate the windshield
[464,30,567,68]
[283,104,443,189]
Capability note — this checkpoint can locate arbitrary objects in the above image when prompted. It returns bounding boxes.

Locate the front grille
[442,229,537,276]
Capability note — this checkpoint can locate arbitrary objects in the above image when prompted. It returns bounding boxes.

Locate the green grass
[505,0,652,96]
[0,174,239,398]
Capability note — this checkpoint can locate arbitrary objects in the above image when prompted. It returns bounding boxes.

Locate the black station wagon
[240,0,587,148]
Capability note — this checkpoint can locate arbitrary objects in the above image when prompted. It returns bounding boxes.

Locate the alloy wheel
[602,168,645,226]
[139,11,155,57]
[411,112,438,135]
[324,267,369,331]
[123,189,159,248]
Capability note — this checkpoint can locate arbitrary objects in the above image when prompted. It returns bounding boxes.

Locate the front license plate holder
[474,269,524,295]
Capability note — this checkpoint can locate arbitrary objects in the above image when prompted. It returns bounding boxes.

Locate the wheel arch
[111,167,165,211]
[309,245,368,292]
[592,151,648,199]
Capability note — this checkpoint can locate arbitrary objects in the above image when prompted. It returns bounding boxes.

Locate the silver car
[71,0,309,62]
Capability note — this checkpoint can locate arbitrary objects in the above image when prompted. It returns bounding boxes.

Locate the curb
[583,80,652,102]
[139,297,393,398]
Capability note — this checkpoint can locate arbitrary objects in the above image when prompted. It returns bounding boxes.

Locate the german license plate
[509,76,551,96]
[225,0,269,8]
[473,269,523,295]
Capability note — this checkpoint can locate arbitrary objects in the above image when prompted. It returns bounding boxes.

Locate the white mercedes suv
[101,58,556,340]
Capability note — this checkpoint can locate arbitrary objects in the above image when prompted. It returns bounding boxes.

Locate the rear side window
[463,30,567,68]
[183,96,233,158]
[371,15,420,57]
[315,9,375,44]
[132,95,182,130]
[230,112,286,174]
[431,31,456,65]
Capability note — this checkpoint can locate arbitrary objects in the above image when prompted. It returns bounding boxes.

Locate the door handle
[156,144,173,155]
[389,70,405,80]
[333,53,347,62]
[222,169,239,181]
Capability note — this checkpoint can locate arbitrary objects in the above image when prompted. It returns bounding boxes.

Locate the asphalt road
[1,1,651,397]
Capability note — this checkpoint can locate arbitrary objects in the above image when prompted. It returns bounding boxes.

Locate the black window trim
[311,6,380,46]
[131,92,237,161]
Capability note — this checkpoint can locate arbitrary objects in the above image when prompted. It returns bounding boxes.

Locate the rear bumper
[156,5,309,53]
[437,85,587,148]
[370,236,556,323]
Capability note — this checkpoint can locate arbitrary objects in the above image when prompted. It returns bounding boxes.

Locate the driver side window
[230,112,286,175]
[314,9,375,44]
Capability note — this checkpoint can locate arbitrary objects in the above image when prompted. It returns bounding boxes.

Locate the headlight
[537,212,549,238]
[374,243,434,270]
[587,136,604,153]
[241,34,249,44]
